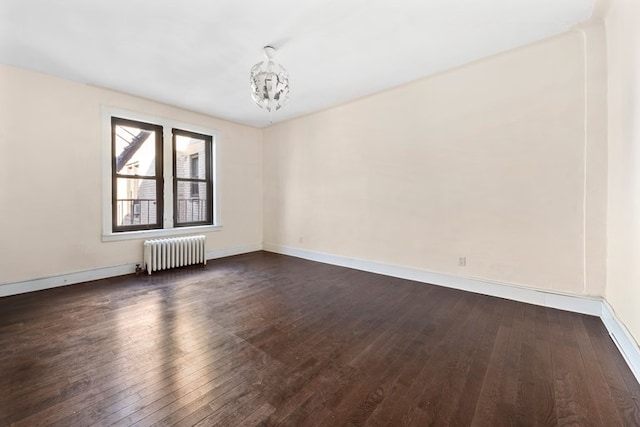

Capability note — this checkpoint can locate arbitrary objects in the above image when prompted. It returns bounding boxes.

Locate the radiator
[143,235,206,275]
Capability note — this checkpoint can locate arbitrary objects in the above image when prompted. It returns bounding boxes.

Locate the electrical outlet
[458,256,466,267]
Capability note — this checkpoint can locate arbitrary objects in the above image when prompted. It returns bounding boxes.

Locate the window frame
[102,107,221,242]
[111,117,164,233]
[172,128,213,228]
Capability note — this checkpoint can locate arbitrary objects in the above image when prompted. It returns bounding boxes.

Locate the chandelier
[250,46,290,113]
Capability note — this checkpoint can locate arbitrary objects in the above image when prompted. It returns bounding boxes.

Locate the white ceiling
[0,0,595,128]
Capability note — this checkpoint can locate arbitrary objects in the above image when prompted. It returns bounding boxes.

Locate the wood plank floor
[1,251,639,426]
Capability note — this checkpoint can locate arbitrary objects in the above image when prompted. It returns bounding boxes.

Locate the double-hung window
[172,129,213,227]
[106,111,217,238]
[112,117,163,232]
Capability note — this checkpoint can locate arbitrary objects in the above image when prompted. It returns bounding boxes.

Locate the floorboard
[1,251,639,426]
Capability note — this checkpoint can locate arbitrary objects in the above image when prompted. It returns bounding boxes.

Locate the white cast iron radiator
[143,235,206,275]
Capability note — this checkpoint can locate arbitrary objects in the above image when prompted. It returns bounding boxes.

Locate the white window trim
[101,106,221,242]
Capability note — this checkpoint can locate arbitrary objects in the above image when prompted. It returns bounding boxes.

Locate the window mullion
[164,127,174,228]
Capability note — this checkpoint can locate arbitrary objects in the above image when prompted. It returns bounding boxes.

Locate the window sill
[102,225,222,242]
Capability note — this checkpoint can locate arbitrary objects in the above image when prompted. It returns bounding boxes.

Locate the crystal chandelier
[250,46,290,113]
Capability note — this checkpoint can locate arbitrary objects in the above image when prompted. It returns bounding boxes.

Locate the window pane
[175,181,208,224]
[114,124,157,177]
[175,135,206,179]
[114,178,159,227]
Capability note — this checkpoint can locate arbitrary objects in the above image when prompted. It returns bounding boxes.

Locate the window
[106,111,217,238]
[112,118,163,232]
[173,129,213,227]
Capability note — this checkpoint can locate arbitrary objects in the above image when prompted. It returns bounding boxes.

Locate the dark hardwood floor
[1,251,639,426]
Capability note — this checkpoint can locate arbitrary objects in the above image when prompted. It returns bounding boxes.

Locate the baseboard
[0,243,262,298]
[601,301,640,383]
[0,263,138,298]
[263,243,640,384]
[263,243,602,316]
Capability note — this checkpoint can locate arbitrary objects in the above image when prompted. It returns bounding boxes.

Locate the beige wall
[0,64,263,285]
[264,30,608,296]
[606,0,640,342]
[0,16,620,319]
[0,9,635,350]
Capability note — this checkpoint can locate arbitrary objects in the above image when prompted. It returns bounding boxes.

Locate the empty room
[1,0,640,425]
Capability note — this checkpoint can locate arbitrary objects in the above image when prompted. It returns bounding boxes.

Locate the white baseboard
[263,243,640,384]
[0,263,138,298]
[601,300,640,383]
[0,244,262,298]
[263,243,602,315]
